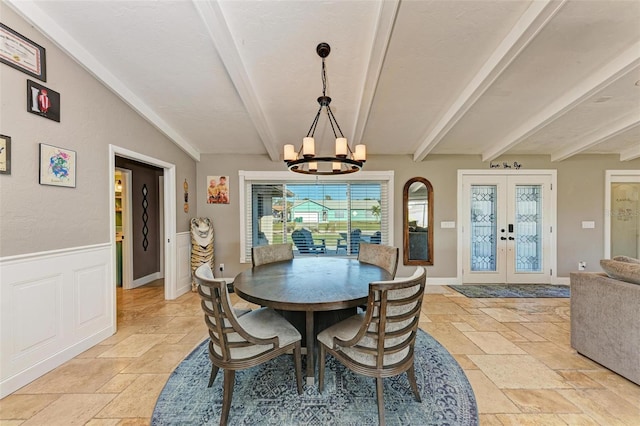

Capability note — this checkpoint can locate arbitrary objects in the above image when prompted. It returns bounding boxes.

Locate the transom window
[239,171,394,263]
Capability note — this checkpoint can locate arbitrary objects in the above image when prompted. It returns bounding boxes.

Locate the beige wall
[0,6,197,257]
[196,153,640,279]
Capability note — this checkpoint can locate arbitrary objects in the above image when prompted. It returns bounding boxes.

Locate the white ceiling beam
[5,0,201,161]
[352,0,400,146]
[482,41,640,162]
[413,0,566,162]
[551,114,640,162]
[620,143,640,161]
[192,0,280,162]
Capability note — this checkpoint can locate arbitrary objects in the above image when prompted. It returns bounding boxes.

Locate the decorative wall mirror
[403,177,433,265]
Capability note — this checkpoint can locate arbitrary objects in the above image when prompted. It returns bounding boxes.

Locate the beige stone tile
[462,332,527,354]
[557,371,605,389]
[163,333,188,344]
[425,314,466,323]
[498,330,529,343]
[15,359,132,394]
[422,302,470,315]
[452,354,479,370]
[478,414,503,425]
[503,323,547,342]
[557,413,601,425]
[96,374,168,419]
[423,294,457,303]
[0,420,26,425]
[420,323,484,354]
[96,374,139,393]
[76,344,113,359]
[419,313,433,322]
[520,322,569,346]
[583,370,640,408]
[98,334,168,358]
[479,308,530,323]
[0,394,61,420]
[21,394,116,426]
[448,297,489,309]
[495,413,567,425]
[468,355,570,389]
[84,420,121,426]
[463,308,486,315]
[176,328,208,345]
[116,419,150,425]
[556,389,632,426]
[503,389,581,414]
[458,315,511,332]
[121,343,196,374]
[464,370,520,414]
[516,342,601,370]
[452,321,476,332]
[520,313,567,323]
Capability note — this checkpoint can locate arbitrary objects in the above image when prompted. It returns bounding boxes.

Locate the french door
[461,173,554,284]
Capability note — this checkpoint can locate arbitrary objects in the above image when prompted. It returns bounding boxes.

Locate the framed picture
[0,134,10,175]
[39,143,76,188]
[0,23,47,81]
[27,80,60,122]
[206,175,229,204]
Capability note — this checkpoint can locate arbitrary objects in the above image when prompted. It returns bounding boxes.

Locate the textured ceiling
[8,0,640,163]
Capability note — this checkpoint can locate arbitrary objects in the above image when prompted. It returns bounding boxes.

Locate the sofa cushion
[613,255,640,264]
[600,259,640,285]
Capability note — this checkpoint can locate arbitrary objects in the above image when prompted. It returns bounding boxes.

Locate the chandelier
[284,43,366,175]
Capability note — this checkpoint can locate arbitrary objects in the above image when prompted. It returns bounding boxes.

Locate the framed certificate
[0,23,47,82]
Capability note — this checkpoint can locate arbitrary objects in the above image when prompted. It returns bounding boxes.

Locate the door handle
[500,236,507,240]
[508,236,515,241]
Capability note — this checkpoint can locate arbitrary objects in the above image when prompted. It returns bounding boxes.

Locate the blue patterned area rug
[152,330,478,425]
[448,284,570,298]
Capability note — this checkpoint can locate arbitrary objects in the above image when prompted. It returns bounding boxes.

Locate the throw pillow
[613,255,640,264]
[600,259,640,285]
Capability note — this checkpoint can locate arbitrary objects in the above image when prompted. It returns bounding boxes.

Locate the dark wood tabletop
[233,257,391,310]
[233,257,392,383]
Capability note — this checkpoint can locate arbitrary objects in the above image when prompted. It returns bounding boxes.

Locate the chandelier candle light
[284,43,366,175]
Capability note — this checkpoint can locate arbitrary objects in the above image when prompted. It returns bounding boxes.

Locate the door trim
[109,145,177,305]
[456,169,557,284]
[604,170,640,259]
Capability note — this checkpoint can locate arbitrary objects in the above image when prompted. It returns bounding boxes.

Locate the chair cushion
[317,313,411,367]
[212,308,301,360]
[600,259,640,285]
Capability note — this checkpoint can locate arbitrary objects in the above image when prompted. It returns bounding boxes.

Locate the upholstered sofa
[570,257,640,385]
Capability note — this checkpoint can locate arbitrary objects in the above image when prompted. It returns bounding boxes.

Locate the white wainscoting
[176,231,192,297]
[0,244,114,398]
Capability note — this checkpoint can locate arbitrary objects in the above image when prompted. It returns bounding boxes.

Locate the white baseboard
[132,271,163,288]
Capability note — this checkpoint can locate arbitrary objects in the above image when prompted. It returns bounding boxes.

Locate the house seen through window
[240,171,393,262]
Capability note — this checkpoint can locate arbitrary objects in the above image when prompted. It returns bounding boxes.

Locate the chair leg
[293,342,303,394]
[407,363,422,402]
[220,370,235,426]
[208,364,219,388]
[376,377,385,426]
[318,344,325,393]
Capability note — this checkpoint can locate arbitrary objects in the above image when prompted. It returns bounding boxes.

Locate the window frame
[239,170,395,263]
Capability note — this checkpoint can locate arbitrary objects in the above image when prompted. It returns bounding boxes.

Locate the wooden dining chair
[357,243,399,278]
[251,243,294,267]
[195,263,303,425]
[317,266,427,426]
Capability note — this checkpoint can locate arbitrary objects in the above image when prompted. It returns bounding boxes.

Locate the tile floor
[1,281,639,425]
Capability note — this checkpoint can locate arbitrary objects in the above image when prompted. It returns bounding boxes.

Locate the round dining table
[233,257,391,384]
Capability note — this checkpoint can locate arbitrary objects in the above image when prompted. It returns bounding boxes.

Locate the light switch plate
[582,221,595,229]
[441,221,456,229]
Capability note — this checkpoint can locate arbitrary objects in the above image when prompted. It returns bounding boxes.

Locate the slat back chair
[251,243,294,267]
[357,243,399,278]
[317,266,426,426]
[195,263,302,425]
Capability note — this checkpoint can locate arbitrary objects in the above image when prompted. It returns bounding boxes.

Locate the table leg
[305,310,315,385]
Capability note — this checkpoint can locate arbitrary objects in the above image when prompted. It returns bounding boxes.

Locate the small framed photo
[0,134,10,175]
[27,80,60,122]
[39,143,76,188]
[0,23,47,82]
[206,175,229,204]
